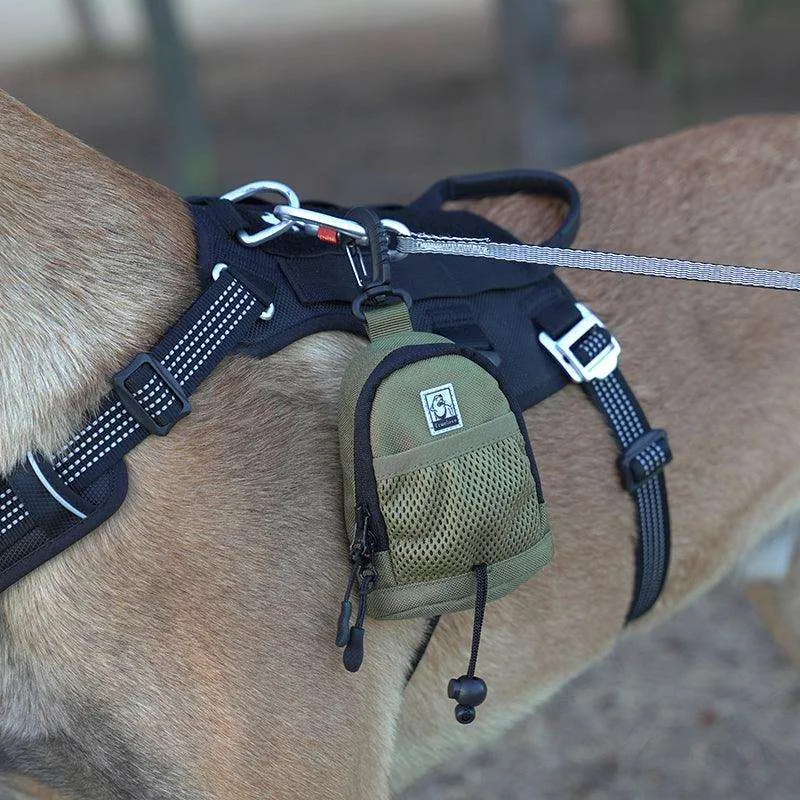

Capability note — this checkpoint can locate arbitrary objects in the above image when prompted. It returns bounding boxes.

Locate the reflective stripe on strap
[534,299,671,623]
[0,268,272,592]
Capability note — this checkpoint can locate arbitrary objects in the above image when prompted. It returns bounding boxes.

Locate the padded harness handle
[410,169,581,249]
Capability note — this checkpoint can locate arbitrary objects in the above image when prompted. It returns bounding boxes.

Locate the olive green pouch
[338,302,552,626]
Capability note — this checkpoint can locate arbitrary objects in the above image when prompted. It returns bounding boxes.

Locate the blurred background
[3,0,800,797]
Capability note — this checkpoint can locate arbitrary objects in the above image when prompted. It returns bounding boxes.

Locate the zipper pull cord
[447,563,489,724]
[336,510,370,648]
[343,568,375,673]
[335,562,359,648]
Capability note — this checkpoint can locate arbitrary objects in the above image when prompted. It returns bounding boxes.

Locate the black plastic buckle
[351,285,413,321]
[113,353,191,436]
[619,429,672,492]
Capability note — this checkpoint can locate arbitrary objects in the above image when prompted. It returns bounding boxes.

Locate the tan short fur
[1,90,799,798]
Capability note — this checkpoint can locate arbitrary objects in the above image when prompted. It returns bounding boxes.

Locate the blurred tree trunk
[621,0,682,72]
[68,0,103,56]
[140,0,217,193]
[498,0,584,168]
[619,0,692,123]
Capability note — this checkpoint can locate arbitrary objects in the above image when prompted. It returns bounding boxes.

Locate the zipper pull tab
[343,566,375,673]
[337,508,373,652]
[335,562,358,648]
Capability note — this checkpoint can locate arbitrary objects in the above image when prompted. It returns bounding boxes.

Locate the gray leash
[216,180,796,291]
[395,233,800,292]
[219,181,797,292]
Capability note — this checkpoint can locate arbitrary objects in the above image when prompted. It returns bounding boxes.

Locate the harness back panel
[189,195,577,412]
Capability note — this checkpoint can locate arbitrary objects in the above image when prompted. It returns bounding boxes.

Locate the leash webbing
[0,268,272,592]
[395,234,800,291]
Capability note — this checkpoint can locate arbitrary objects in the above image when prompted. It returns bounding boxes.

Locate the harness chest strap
[533,299,671,621]
[0,268,273,592]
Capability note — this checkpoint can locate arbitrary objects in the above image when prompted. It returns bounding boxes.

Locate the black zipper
[336,505,377,672]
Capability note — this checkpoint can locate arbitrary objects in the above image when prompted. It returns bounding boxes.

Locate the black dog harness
[0,171,671,630]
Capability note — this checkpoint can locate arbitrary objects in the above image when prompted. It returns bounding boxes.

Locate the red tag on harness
[316,226,340,246]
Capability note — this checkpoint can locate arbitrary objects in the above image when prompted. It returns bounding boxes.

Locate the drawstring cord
[447,564,489,724]
[467,563,488,677]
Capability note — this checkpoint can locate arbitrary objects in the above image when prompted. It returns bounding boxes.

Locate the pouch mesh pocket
[376,433,543,584]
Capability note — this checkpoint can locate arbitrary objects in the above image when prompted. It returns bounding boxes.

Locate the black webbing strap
[582,365,671,621]
[535,299,672,623]
[0,268,271,592]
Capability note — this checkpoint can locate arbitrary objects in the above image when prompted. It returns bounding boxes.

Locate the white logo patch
[420,383,463,436]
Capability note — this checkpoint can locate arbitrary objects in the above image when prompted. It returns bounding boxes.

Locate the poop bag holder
[337,297,553,723]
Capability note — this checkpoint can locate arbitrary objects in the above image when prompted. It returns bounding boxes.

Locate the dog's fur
[2,89,800,798]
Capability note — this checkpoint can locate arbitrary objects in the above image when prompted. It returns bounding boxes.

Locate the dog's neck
[0,92,197,473]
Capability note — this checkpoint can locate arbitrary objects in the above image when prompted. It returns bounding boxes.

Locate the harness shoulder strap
[0,267,273,593]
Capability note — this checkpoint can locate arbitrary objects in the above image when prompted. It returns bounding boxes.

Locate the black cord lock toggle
[448,675,488,725]
[448,564,489,724]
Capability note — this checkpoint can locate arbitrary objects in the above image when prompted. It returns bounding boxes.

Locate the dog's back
[2,92,800,798]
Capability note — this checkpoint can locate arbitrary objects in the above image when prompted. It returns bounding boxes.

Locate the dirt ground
[4,3,800,798]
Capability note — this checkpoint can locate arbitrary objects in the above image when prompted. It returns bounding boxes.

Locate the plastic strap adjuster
[113,353,191,437]
[538,303,621,383]
[618,429,672,492]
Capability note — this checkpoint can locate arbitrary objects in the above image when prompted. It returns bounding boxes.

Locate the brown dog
[1,89,799,799]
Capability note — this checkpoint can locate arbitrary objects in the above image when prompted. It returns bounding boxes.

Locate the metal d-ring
[381,219,411,261]
[212,263,275,321]
[220,181,302,247]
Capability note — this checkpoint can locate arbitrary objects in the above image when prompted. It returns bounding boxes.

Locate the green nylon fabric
[338,327,451,536]
[366,530,552,619]
[377,420,544,584]
[337,305,552,620]
[364,302,414,339]
[370,355,513,456]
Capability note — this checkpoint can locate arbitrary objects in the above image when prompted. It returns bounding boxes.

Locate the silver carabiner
[219,181,411,262]
[220,181,302,246]
[272,205,370,243]
[272,204,410,261]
